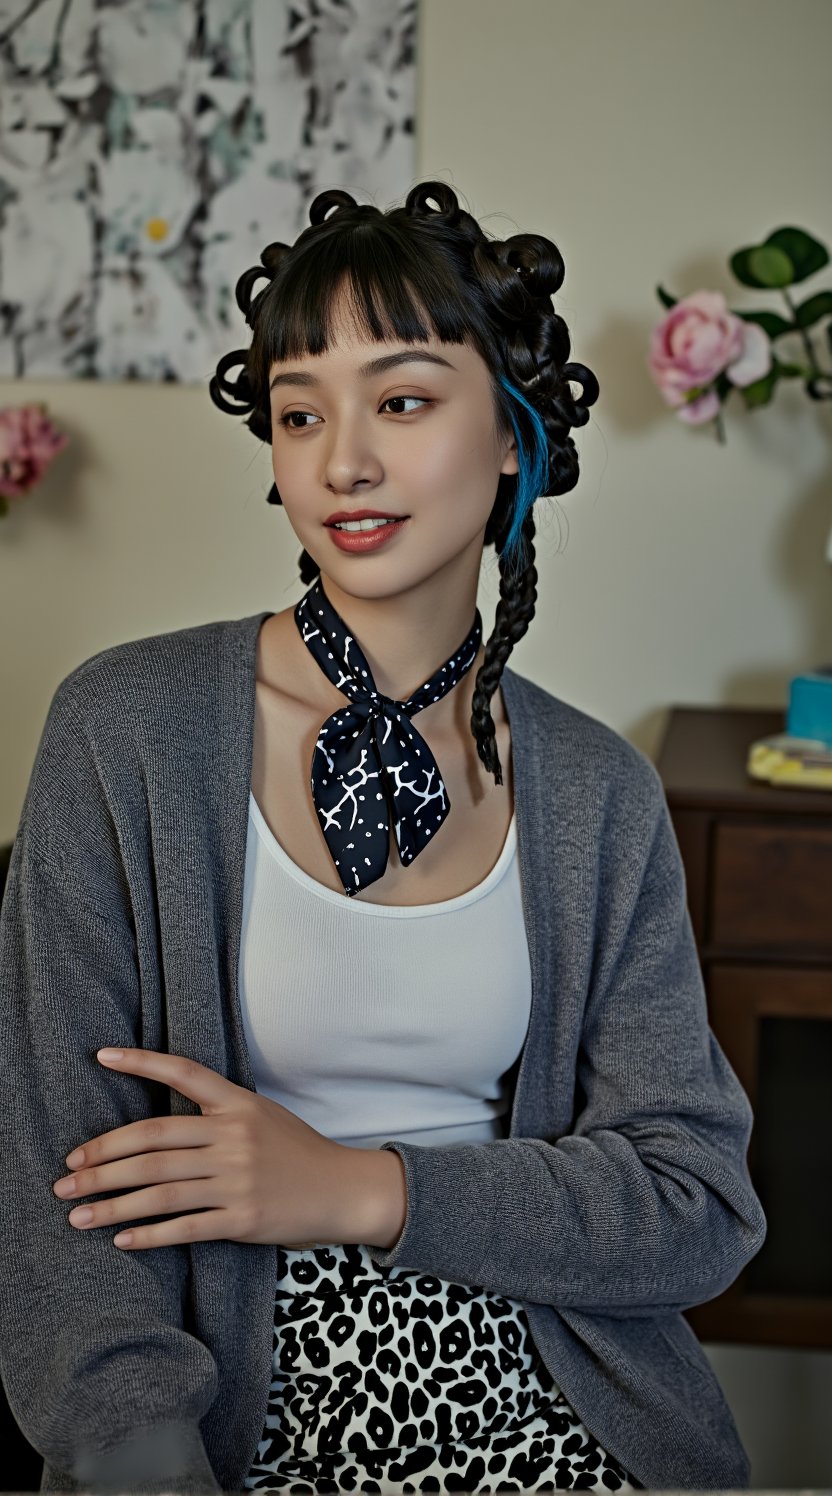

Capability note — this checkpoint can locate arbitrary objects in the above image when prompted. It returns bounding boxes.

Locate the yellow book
[747,733,832,791]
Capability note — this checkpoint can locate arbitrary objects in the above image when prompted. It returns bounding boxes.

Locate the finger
[94,1047,234,1117]
[55,1138,218,1203]
[64,1114,211,1173]
[114,1230,325,1253]
[70,1050,258,1170]
[65,1178,226,1235]
[111,1209,237,1251]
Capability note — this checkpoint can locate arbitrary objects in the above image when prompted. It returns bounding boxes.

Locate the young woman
[0,180,766,1496]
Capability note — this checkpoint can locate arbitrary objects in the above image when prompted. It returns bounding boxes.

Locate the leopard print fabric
[243,1242,643,1493]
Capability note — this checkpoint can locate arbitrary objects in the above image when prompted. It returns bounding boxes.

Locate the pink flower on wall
[648,227,832,450]
[647,290,772,426]
[0,403,68,515]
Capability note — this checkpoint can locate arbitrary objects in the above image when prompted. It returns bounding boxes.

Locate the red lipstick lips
[325,509,410,554]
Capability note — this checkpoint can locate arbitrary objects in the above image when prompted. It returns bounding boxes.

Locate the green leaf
[739,365,779,408]
[793,289,832,329]
[734,308,794,338]
[730,227,830,290]
[775,362,812,378]
[730,243,795,289]
[655,284,677,309]
[764,226,829,284]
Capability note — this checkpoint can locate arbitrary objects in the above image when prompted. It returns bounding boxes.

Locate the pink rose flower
[0,403,69,505]
[647,290,772,425]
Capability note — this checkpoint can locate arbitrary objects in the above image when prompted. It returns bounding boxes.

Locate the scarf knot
[294,578,482,896]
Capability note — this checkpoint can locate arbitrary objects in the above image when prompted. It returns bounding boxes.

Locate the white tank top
[238,791,533,1149]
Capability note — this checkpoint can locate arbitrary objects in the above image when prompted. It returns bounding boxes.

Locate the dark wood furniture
[655,705,832,1351]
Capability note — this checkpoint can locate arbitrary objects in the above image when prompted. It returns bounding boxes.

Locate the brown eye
[277,397,430,432]
[380,396,428,415]
[278,411,318,430]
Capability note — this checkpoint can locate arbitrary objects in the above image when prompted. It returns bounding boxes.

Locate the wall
[1,0,830,1484]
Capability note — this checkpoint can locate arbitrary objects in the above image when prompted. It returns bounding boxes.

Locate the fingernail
[97,1049,124,1063]
[69,1206,94,1225]
[66,1149,85,1168]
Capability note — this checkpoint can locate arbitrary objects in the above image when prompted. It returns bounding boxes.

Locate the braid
[471,509,538,787]
[209,178,598,783]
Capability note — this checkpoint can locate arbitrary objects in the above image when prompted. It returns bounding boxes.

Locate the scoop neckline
[247,790,517,917]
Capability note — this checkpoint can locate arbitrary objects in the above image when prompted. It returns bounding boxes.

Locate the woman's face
[267,281,518,604]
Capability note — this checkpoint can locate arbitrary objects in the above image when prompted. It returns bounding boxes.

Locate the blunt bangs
[248,217,503,427]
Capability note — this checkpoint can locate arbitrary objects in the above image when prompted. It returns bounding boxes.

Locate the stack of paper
[747,733,832,791]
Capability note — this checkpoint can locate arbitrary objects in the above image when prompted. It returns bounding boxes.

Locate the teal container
[787,670,832,747]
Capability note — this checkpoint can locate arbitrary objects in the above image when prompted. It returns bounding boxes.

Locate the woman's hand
[51,1047,349,1251]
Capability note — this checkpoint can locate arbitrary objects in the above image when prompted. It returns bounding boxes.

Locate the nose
[322,415,383,492]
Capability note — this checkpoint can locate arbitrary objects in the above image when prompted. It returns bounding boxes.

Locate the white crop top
[238,791,533,1150]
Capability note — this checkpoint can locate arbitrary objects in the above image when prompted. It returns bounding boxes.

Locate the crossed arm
[49,1044,410,1254]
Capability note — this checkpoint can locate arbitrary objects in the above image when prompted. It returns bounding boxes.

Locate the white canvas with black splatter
[0,0,418,382]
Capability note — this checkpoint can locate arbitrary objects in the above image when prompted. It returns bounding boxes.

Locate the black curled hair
[209,179,598,788]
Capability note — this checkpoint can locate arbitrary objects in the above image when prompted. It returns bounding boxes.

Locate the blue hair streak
[496,373,548,581]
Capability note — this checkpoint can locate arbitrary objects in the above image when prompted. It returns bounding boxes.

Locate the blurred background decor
[648,227,832,437]
[0,0,418,383]
[648,226,832,780]
[0,402,68,518]
[648,225,832,560]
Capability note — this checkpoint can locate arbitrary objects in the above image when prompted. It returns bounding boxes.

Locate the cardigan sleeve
[365,757,767,1314]
[0,677,221,1494]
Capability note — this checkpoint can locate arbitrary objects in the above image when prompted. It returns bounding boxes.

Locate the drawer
[710,821,832,950]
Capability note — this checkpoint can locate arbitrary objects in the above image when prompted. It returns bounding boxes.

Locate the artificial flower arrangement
[648,225,832,791]
[0,403,68,518]
[647,225,831,443]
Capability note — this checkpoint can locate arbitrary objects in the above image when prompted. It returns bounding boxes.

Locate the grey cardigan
[0,609,767,1494]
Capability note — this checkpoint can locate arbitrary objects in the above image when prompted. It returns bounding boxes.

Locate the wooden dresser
[655,705,832,1350]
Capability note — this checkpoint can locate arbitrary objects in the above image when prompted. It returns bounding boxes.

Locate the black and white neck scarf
[294,576,483,897]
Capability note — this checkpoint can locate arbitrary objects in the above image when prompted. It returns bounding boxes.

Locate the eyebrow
[269,350,456,391]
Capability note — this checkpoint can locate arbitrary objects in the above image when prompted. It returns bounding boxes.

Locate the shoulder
[502,664,661,785]
[25,614,266,854]
[501,664,665,822]
[47,613,266,730]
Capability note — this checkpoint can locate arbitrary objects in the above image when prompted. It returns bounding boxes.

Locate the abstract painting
[0,0,418,382]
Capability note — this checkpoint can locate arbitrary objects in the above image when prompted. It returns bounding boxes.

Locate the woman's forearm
[336,1144,408,1250]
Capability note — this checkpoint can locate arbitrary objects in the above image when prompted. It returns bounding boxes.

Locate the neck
[322,574,478,696]
[300,569,496,739]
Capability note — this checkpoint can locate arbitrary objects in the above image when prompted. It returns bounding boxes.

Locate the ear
[500,433,519,478]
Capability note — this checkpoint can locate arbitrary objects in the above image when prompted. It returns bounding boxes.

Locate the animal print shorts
[243,1241,643,1493]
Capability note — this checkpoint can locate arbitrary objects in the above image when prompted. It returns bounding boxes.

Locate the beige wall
[2,0,831,841]
[2,1,830,1482]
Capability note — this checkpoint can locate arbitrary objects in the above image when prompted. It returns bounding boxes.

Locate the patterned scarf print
[294,577,483,897]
